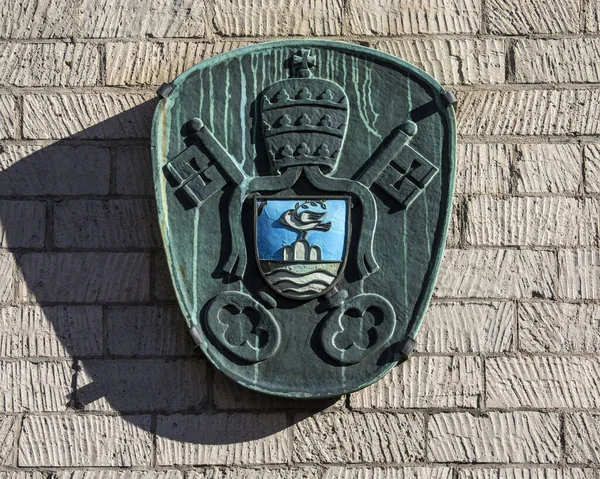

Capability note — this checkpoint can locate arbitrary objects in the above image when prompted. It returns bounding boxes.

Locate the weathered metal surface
[151,40,456,398]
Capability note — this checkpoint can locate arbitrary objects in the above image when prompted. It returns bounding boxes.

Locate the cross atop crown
[293,49,316,78]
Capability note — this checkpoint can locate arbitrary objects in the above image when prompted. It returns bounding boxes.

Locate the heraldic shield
[255,196,350,300]
[151,40,456,398]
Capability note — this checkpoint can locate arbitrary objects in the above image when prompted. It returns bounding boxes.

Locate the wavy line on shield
[271,276,331,288]
[274,280,330,293]
[279,284,327,294]
[265,268,336,278]
[266,270,336,285]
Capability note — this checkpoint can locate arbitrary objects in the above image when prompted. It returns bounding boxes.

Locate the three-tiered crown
[260,49,349,174]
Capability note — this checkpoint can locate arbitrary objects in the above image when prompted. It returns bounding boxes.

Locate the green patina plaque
[151,40,456,398]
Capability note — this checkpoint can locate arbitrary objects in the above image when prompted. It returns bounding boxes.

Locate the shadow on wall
[0,99,338,444]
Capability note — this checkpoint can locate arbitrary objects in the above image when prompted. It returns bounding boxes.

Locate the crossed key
[163,119,438,211]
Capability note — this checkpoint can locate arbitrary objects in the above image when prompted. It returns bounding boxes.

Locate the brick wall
[0,0,598,477]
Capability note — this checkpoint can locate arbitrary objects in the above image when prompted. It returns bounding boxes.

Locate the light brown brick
[0,145,110,196]
[0,360,72,412]
[53,472,184,479]
[324,468,453,479]
[0,201,45,248]
[428,412,560,463]
[107,41,252,86]
[457,90,600,136]
[465,197,596,247]
[458,469,595,479]
[487,356,600,409]
[458,470,498,479]
[293,412,424,463]
[558,250,600,300]
[0,414,19,466]
[18,253,149,303]
[584,144,600,193]
[0,0,74,38]
[106,306,193,356]
[18,414,152,466]
[435,249,556,299]
[0,43,99,87]
[487,0,580,33]
[81,0,206,38]
[0,254,13,304]
[154,252,176,301]
[116,147,154,195]
[214,0,342,36]
[77,359,206,413]
[0,306,102,357]
[54,199,160,249]
[350,356,481,409]
[447,203,460,248]
[565,413,600,463]
[348,0,480,35]
[375,39,504,85]
[188,468,319,479]
[456,143,511,194]
[514,39,600,83]
[0,95,16,139]
[156,413,290,465]
[585,0,600,32]
[23,94,156,140]
[520,302,600,353]
[420,302,514,353]
[515,144,581,194]
[0,472,44,479]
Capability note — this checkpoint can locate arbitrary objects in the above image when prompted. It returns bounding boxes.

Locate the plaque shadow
[0,99,339,445]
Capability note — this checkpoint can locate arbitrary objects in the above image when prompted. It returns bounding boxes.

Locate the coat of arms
[152,40,456,397]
